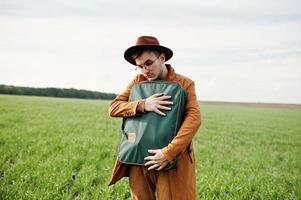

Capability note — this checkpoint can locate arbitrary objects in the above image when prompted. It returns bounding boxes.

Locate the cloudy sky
[1,0,301,103]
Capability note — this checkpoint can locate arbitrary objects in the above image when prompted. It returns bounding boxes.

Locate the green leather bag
[118,81,187,169]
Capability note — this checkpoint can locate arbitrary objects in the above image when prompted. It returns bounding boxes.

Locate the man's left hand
[144,149,169,171]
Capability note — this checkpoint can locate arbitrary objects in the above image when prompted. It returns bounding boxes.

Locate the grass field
[0,94,300,199]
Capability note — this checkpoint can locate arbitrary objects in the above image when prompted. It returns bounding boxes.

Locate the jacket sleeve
[108,76,145,118]
[161,81,201,162]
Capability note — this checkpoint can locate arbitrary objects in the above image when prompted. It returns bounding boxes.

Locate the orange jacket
[108,64,201,186]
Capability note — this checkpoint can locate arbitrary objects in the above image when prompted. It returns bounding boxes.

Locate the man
[108,36,201,199]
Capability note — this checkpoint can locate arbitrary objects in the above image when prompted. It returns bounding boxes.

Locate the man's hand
[144,149,169,171]
[144,93,173,116]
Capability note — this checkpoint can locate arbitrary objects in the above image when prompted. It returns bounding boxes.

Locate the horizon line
[1,83,300,105]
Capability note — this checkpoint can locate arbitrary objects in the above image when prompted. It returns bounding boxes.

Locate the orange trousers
[129,166,172,200]
[128,148,196,200]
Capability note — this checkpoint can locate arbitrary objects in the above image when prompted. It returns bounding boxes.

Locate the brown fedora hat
[124,36,173,66]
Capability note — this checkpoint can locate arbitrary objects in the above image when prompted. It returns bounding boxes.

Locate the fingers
[144,149,168,170]
[145,160,162,170]
[145,160,160,167]
[144,156,153,161]
[144,149,161,163]
[157,105,172,111]
[147,149,159,154]
[145,160,168,171]
[159,100,173,105]
[158,95,172,100]
[151,93,164,97]
[145,160,155,166]
[151,93,172,101]
[154,109,166,116]
[144,150,159,161]
[144,155,156,161]
[156,161,169,171]
[148,164,160,171]
[146,94,173,116]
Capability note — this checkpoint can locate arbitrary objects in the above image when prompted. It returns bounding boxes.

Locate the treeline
[0,84,117,100]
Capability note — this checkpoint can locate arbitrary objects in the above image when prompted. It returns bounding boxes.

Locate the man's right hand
[144,93,173,116]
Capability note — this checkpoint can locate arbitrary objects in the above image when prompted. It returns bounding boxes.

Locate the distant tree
[0,84,117,100]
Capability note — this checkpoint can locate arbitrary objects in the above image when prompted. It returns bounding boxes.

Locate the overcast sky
[1,0,301,103]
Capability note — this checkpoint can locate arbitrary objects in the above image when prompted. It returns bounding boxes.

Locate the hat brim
[124,45,173,66]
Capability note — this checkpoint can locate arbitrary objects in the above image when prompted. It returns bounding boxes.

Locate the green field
[0,94,300,199]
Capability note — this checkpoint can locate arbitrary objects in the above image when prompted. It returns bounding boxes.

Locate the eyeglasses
[135,58,159,73]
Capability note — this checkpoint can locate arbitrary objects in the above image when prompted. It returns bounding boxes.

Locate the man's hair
[131,49,161,61]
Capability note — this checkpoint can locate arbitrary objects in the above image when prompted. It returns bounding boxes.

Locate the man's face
[135,50,165,81]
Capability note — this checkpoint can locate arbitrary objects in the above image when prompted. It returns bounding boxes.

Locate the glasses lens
[135,67,143,73]
[135,58,157,73]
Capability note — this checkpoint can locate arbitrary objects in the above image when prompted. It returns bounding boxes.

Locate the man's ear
[159,53,166,63]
